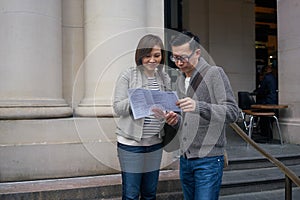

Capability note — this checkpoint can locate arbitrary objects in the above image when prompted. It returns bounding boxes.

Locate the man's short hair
[170,30,201,51]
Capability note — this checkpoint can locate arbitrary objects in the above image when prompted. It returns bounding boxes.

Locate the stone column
[74,0,176,170]
[0,0,72,119]
[146,0,164,29]
[278,0,300,144]
[75,0,149,116]
[62,0,84,107]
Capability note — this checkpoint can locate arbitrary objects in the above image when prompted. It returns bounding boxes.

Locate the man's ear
[195,49,201,58]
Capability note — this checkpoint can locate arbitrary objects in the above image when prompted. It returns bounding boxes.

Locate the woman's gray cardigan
[113,66,171,142]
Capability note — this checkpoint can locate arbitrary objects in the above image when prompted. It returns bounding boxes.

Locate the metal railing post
[285,176,292,200]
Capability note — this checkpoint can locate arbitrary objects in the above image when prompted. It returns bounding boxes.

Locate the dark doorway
[164,0,183,88]
[255,0,278,88]
[164,0,278,92]
[164,0,182,31]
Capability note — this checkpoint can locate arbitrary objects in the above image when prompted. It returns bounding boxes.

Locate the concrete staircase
[2,126,300,199]
[1,143,300,200]
[220,144,300,199]
[158,146,300,200]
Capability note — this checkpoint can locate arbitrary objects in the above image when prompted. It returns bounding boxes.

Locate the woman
[113,34,174,199]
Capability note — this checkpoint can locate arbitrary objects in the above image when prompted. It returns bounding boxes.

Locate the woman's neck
[144,70,155,77]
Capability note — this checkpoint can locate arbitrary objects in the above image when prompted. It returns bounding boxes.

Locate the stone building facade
[0,0,299,182]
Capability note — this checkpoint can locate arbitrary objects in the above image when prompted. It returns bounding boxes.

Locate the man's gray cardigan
[176,57,239,159]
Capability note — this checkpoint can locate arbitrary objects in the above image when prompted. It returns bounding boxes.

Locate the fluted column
[278,0,300,144]
[0,0,72,119]
[74,0,176,171]
[62,0,84,107]
[75,0,150,116]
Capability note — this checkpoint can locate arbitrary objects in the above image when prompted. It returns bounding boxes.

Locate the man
[254,65,278,142]
[255,65,278,105]
[167,31,239,200]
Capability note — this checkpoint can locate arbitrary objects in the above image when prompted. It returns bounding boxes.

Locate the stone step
[1,163,299,200]
[226,154,300,171]
[221,164,300,196]
[220,187,300,200]
[93,188,300,200]
[0,170,180,200]
[0,173,122,200]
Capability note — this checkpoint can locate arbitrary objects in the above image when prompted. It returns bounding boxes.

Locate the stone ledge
[0,170,180,200]
[0,107,73,119]
[0,170,179,194]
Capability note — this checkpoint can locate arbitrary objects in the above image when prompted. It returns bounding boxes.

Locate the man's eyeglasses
[170,51,195,63]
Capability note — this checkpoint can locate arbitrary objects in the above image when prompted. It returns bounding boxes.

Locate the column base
[74,98,114,117]
[280,118,300,144]
[74,106,114,117]
[0,107,73,119]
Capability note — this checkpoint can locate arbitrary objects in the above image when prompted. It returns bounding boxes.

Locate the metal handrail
[229,122,300,200]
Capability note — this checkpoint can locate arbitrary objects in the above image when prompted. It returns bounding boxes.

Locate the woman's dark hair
[170,30,201,51]
[135,34,165,66]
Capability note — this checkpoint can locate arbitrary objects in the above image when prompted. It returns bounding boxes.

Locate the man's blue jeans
[117,142,163,200]
[180,155,224,200]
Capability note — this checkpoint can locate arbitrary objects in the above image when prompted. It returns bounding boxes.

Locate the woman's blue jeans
[180,155,224,200]
[117,142,163,200]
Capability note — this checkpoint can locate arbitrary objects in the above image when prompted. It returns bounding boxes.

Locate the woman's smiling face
[142,45,162,74]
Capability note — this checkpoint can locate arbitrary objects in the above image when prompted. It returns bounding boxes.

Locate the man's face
[171,42,200,77]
